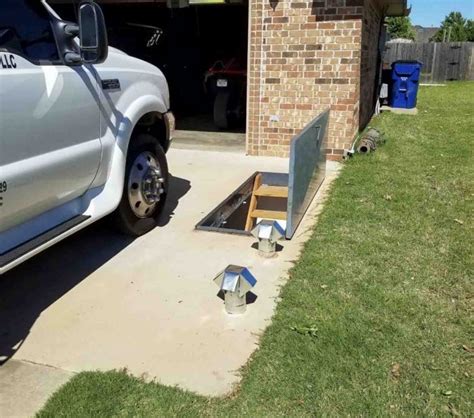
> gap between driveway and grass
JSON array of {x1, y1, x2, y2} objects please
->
[{"x1": 38, "y1": 82, "x2": 473, "y2": 417}]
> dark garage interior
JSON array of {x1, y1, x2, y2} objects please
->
[{"x1": 53, "y1": 1, "x2": 249, "y2": 134}]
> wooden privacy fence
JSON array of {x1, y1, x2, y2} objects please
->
[{"x1": 383, "y1": 42, "x2": 474, "y2": 83}]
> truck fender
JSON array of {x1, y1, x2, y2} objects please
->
[
  {"x1": 84, "y1": 94, "x2": 168, "y2": 217},
  {"x1": 117, "y1": 94, "x2": 168, "y2": 154}
]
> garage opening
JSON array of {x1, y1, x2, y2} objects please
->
[{"x1": 54, "y1": 0, "x2": 249, "y2": 146}]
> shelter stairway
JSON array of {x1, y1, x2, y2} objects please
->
[{"x1": 244, "y1": 173, "x2": 288, "y2": 231}]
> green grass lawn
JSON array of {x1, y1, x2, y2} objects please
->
[{"x1": 38, "y1": 83, "x2": 473, "y2": 417}]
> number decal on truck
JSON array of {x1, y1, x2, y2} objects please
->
[{"x1": 0, "y1": 181, "x2": 6, "y2": 207}]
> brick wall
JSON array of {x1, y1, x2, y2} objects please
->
[
  {"x1": 359, "y1": 0, "x2": 384, "y2": 130},
  {"x1": 247, "y1": 0, "x2": 384, "y2": 160}
]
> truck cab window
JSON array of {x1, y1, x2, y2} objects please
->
[{"x1": 0, "y1": 0, "x2": 59, "y2": 62}]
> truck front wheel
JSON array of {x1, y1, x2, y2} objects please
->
[{"x1": 113, "y1": 134, "x2": 169, "y2": 236}]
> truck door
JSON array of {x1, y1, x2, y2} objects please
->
[{"x1": 0, "y1": 0, "x2": 102, "y2": 234}]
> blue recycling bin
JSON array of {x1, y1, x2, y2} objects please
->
[{"x1": 390, "y1": 61, "x2": 423, "y2": 109}]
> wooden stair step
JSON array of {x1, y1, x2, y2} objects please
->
[
  {"x1": 250, "y1": 209, "x2": 287, "y2": 220},
  {"x1": 245, "y1": 173, "x2": 263, "y2": 231},
  {"x1": 254, "y1": 185, "x2": 288, "y2": 198}
]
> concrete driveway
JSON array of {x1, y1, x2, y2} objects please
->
[{"x1": 0, "y1": 147, "x2": 340, "y2": 416}]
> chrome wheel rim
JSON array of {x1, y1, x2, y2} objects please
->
[{"x1": 128, "y1": 151, "x2": 165, "y2": 218}]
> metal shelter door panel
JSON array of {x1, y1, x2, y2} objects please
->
[{"x1": 286, "y1": 109, "x2": 329, "y2": 239}]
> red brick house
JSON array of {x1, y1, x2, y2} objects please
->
[
  {"x1": 246, "y1": 0, "x2": 408, "y2": 159},
  {"x1": 53, "y1": 0, "x2": 408, "y2": 160}
]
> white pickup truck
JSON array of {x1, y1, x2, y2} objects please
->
[{"x1": 0, "y1": 0, "x2": 175, "y2": 274}]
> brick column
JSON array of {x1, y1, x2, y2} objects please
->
[
  {"x1": 247, "y1": 0, "x2": 364, "y2": 160},
  {"x1": 359, "y1": 0, "x2": 384, "y2": 130}
]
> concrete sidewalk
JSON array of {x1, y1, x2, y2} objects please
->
[
  {"x1": 0, "y1": 148, "x2": 341, "y2": 416},
  {"x1": 0, "y1": 361, "x2": 72, "y2": 418},
  {"x1": 172, "y1": 130, "x2": 246, "y2": 153}
]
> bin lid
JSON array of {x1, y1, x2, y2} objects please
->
[
  {"x1": 393, "y1": 60, "x2": 423, "y2": 66},
  {"x1": 392, "y1": 60, "x2": 423, "y2": 76}
]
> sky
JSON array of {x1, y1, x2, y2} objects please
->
[{"x1": 410, "y1": 0, "x2": 474, "y2": 27}]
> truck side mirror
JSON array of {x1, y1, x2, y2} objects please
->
[{"x1": 79, "y1": 1, "x2": 108, "y2": 64}]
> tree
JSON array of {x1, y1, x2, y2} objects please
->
[
  {"x1": 465, "y1": 19, "x2": 474, "y2": 42},
  {"x1": 386, "y1": 17, "x2": 416, "y2": 41},
  {"x1": 432, "y1": 12, "x2": 474, "y2": 42}
]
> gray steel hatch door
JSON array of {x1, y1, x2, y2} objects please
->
[{"x1": 286, "y1": 109, "x2": 329, "y2": 239}]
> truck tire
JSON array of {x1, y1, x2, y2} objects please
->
[
  {"x1": 214, "y1": 90, "x2": 230, "y2": 129},
  {"x1": 113, "y1": 134, "x2": 169, "y2": 236}
]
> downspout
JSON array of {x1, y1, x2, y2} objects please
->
[{"x1": 345, "y1": 3, "x2": 389, "y2": 157}]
